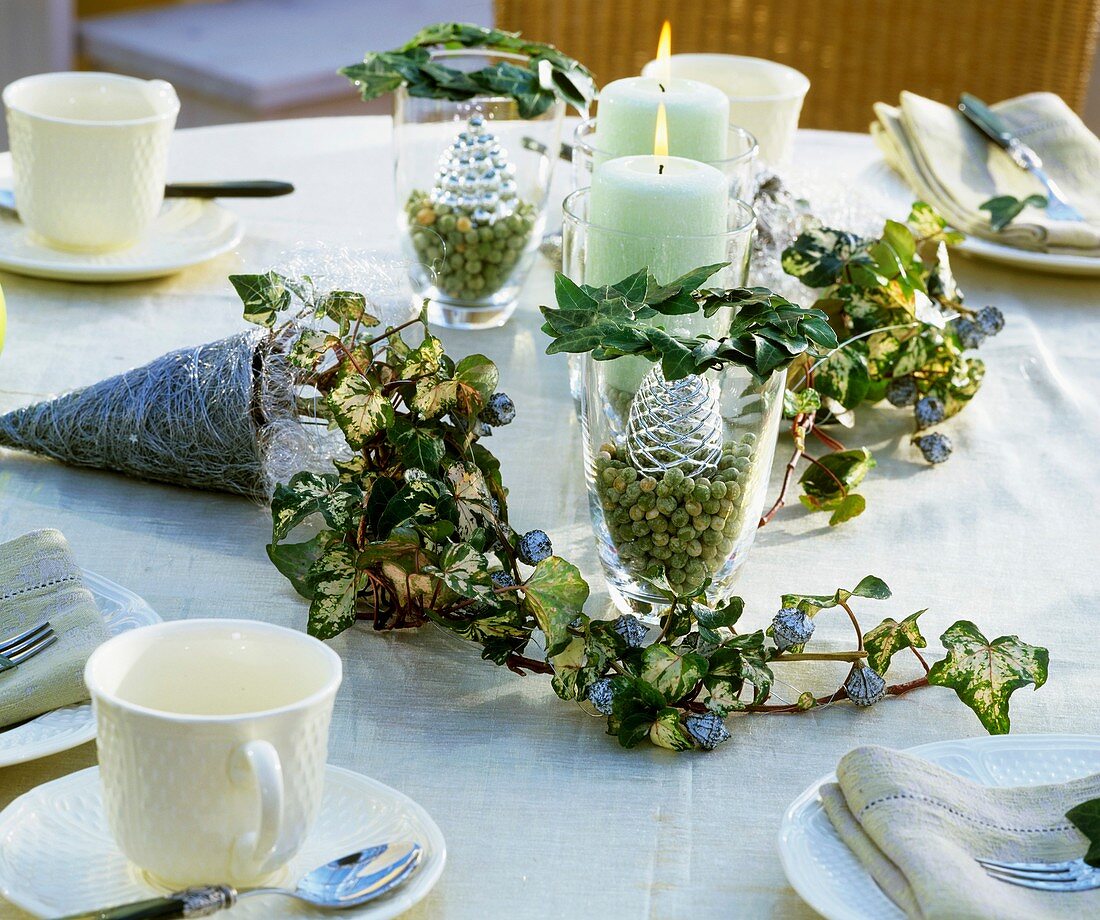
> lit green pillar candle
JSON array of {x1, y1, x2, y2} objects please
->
[
  {"x1": 587, "y1": 153, "x2": 727, "y2": 286},
  {"x1": 587, "y1": 154, "x2": 728, "y2": 392},
  {"x1": 594, "y1": 77, "x2": 730, "y2": 162}
]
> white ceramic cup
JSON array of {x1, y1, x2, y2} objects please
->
[
  {"x1": 84, "y1": 618, "x2": 342, "y2": 887},
  {"x1": 642, "y1": 54, "x2": 809, "y2": 166},
  {"x1": 2, "y1": 71, "x2": 179, "y2": 251}
]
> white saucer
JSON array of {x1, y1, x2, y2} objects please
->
[
  {"x1": 0, "y1": 199, "x2": 242, "y2": 282},
  {"x1": 0, "y1": 764, "x2": 446, "y2": 918},
  {"x1": 0, "y1": 570, "x2": 161, "y2": 767},
  {"x1": 778, "y1": 733, "x2": 1100, "y2": 920}
]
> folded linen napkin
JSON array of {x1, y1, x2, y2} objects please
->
[
  {"x1": 821, "y1": 745, "x2": 1100, "y2": 919},
  {"x1": 873, "y1": 91, "x2": 1100, "y2": 254},
  {"x1": 0, "y1": 529, "x2": 109, "y2": 729}
]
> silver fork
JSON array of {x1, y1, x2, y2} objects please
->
[
  {"x1": 0, "y1": 621, "x2": 57, "y2": 675},
  {"x1": 978, "y1": 856, "x2": 1100, "y2": 892}
]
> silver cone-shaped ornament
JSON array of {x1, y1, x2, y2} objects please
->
[
  {"x1": 625, "y1": 366, "x2": 724, "y2": 478},
  {"x1": 431, "y1": 115, "x2": 516, "y2": 224}
]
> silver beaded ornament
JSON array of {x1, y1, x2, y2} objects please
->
[
  {"x1": 845, "y1": 666, "x2": 887, "y2": 707},
  {"x1": 626, "y1": 366, "x2": 724, "y2": 478},
  {"x1": 430, "y1": 114, "x2": 518, "y2": 224}
]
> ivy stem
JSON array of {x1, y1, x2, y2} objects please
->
[
  {"x1": 361, "y1": 315, "x2": 425, "y2": 351},
  {"x1": 810, "y1": 425, "x2": 846, "y2": 452},
  {"x1": 803, "y1": 454, "x2": 849, "y2": 496},
  {"x1": 839, "y1": 599, "x2": 864, "y2": 650},
  {"x1": 772, "y1": 650, "x2": 867, "y2": 662},
  {"x1": 505, "y1": 653, "x2": 554, "y2": 676},
  {"x1": 759, "y1": 412, "x2": 813, "y2": 528}
]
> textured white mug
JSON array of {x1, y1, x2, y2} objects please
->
[
  {"x1": 2, "y1": 71, "x2": 179, "y2": 251},
  {"x1": 642, "y1": 54, "x2": 809, "y2": 166},
  {"x1": 84, "y1": 619, "x2": 341, "y2": 887}
]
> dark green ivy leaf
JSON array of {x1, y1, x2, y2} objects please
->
[
  {"x1": 979, "y1": 194, "x2": 1048, "y2": 232},
  {"x1": 1066, "y1": 799, "x2": 1100, "y2": 868}
]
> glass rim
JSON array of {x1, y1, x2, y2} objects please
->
[
  {"x1": 562, "y1": 187, "x2": 756, "y2": 240},
  {"x1": 572, "y1": 117, "x2": 759, "y2": 167}
]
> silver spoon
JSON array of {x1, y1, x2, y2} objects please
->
[{"x1": 58, "y1": 841, "x2": 422, "y2": 919}]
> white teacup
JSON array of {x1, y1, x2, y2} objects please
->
[
  {"x1": 2, "y1": 71, "x2": 179, "y2": 251},
  {"x1": 84, "y1": 619, "x2": 341, "y2": 887},
  {"x1": 642, "y1": 54, "x2": 809, "y2": 166}
]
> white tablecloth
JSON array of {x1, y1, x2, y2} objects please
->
[{"x1": 1, "y1": 118, "x2": 1098, "y2": 919}]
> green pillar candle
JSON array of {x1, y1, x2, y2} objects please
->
[
  {"x1": 587, "y1": 153, "x2": 727, "y2": 287},
  {"x1": 594, "y1": 77, "x2": 730, "y2": 162},
  {"x1": 587, "y1": 154, "x2": 729, "y2": 393}
]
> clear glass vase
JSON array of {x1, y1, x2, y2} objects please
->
[
  {"x1": 580, "y1": 357, "x2": 785, "y2": 618},
  {"x1": 393, "y1": 50, "x2": 565, "y2": 329}
]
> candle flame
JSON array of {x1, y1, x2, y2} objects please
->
[
  {"x1": 654, "y1": 101, "x2": 669, "y2": 157},
  {"x1": 656, "y1": 21, "x2": 672, "y2": 86}
]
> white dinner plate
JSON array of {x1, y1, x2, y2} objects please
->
[
  {"x1": 778, "y1": 733, "x2": 1100, "y2": 920},
  {"x1": 0, "y1": 764, "x2": 447, "y2": 919},
  {"x1": 0, "y1": 198, "x2": 242, "y2": 282},
  {"x1": 952, "y1": 236, "x2": 1100, "y2": 277},
  {"x1": 852, "y1": 158, "x2": 1100, "y2": 277},
  {"x1": 0, "y1": 569, "x2": 160, "y2": 767}
]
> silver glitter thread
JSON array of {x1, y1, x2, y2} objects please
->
[{"x1": 626, "y1": 367, "x2": 724, "y2": 478}]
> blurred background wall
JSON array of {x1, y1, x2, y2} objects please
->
[{"x1": 1, "y1": 0, "x2": 1098, "y2": 149}]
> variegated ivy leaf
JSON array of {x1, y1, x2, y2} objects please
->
[
  {"x1": 549, "y1": 634, "x2": 586, "y2": 701},
  {"x1": 400, "y1": 333, "x2": 445, "y2": 379},
  {"x1": 702, "y1": 677, "x2": 746, "y2": 716},
  {"x1": 907, "y1": 201, "x2": 964, "y2": 246},
  {"x1": 411, "y1": 374, "x2": 484, "y2": 419},
  {"x1": 388, "y1": 417, "x2": 445, "y2": 472},
  {"x1": 453, "y1": 354, "x2": 499, "y2": 403},
  {"x1": 864, "y1": 609, "x2": 927, "y2": 675},
  {"x1": 649, "y1": 707, "x2": 694, "y2": 751},
  {"x1": 424, "y1": 543, "x2": 492, "y2": 600},
  {"x1": 928, "y1": 621, "x2": 1049, "y2": 735},
  {"x1": 639, "y1": 644, "x2": 707, "y2": 705},
  {"x1": 316, "y1": 290, "x2": 379, "y2": 334},
  {"x1": 326, "y1": 368, "x2": 395, "y2": 449},
  {"x1": 521, "y1": 556, "x2": 589, "y2": 657},
  {"x1": 781, "y1": 227, "x2": 872, "y2": 288},
  {"x1": 289, "y1": 329, "x2": 340, "y2": 369},
  {"x1": 266, "y1": 531, "x2": 331, "y2": 599},
  {"x1": 781, "y1": 575, "x2": 891, "y2": 617},
  {"x1": 231, "y1": 271, "x2": 292, "y2": 327},
  {"x1": 446, "y1": 462, "x2": 492, "y2": 538},
  {"x1": 305, "y1": 543, "x2": 359, "y2": 639},
  {"x1": 271, "y1": 471, "x2": 362, "y2": 543}
]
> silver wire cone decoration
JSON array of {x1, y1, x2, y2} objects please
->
[
  {"x1": 625, "y1": 366, "x2": 724, "y2": 478},
  {"x1": 0, "y1": 331, "x2": 301, "y2": 499}
]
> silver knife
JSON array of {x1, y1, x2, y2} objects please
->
[
  {"x1": 0, "y1": 180, "x2": 293, "y2": 216},
  {"x1": 958, "y1": 93, "x2": 1084, "y2": 222}
]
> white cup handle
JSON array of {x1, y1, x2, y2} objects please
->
[{"x1": 229, "y1": 739, "x2": 285, "y2": 879}]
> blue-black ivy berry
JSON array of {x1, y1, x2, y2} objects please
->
[
  {"x1": 490, "y1": 570, "x2": 517, "y2": 589},
  {"x1": 772, "y1": 607, "x2": 815, "y2": 651},
  {"x1": 914, "y1": 432, "x2": 953, "y2": 464},
  {"x1": 975, "y1": 305, "x2": 1005, "y2": 336},
  {"x1": 612, "y1": 614, "x2": 647, "y2": 649},
  {"x1": 845, "y1": 666, "x2": 887, "y2": 707},
  {"x1": 516, "y1": 529, "x2": 552, "y2": 565},
  {"x1": 885, "y1": 375, "x2": 918, "y2": 408},
  {"x1": 480, "y1": 392, "x2": 516, "y2": 427},
  {"x1": 914, "y1": 395, "x2": 946, "y2": 429},
  {"x1": 953, "y1": 318, "x2": 986, "y2": 350},
  {"x1": 587, "y1": 677, "x2": 615, "y2": 715},
  {"x1": 685, "y1": 712, "x2": 731, "y2": 750}
]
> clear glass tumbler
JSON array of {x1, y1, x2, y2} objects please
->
[
  {"x1": 393, "y1": 50, "x2": 565, "y2": 329},
  {"x1": 561, "y1": 191, "x2": 783, "y2": 616},
  {"x1": 571, "y1": 118, "x2": 759, "y2": 200}
]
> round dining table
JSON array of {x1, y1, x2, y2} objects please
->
[{"x1": 0, "y1": 116, "x2": 1097, "y2": 919}]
